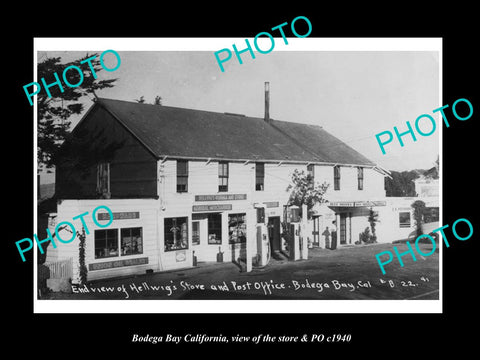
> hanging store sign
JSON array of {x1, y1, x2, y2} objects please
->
[
  {"x1": 192, "y1": 204, "x2": 232, "y2": 212},
  {"x1": 195, "y1": 194, "x2": 247, "y2": 201}
]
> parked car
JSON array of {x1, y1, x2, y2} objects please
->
[{"x1": 408, "y1": 221, "x2": 440, "y2": 242}]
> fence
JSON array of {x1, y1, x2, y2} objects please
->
[{"x1": 44, "y1": 258, "x2": 73, "y2": 279}]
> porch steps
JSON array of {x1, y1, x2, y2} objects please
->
[{"x1": 272, "y1": 250, "x2": 288, "y2": 261}]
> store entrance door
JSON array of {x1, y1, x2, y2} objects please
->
[
  {"x1": 268, "y1": 216, "x2": 282, "y2": 260},
  {"x1": 340, "y1": 213, "x2": 347, "y2": 245}
]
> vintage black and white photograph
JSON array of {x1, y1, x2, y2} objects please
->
[{"x1": 33, "y1": 38, "x2": 441, "y2": 313}]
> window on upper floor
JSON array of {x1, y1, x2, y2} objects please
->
[
  {"x1": 255, "y1": 162, "x2": 265, "y2": 191},
  {"x1": 176, "y1": 160, "x2": 188, "y2": 193},
  {"x1": 96, "y1": 162, "x2": 111, "y2": 198},
  {"x1": 334, "y1": 165, "x2": 340, "y2": 190},
  {"x1": 358, "y1": 167, "x2": 364, "y2": 190},
  {"x1": 307, "y1": 164, "x2": 314, "y2": 180},
  {"x1": 218, "y1": 161, "x2": 229, "y2": 192}
]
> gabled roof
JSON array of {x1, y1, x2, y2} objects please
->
[{"x1": 94, "y1": 98, "x2": 375, "y2": 166}]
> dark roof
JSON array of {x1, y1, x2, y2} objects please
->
[
  {"x1": 94, "y1": 98, "x2": 375, "y2": 166},
  {"x1": 270, "y1": 120, "x2": 375, "y2": 165}
]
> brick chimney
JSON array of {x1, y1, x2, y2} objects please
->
[{"x1": 264, "y1": 81, "x2": 270, "y2": 123}]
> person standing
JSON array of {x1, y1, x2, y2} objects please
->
[
  {"x1": 322, "y1": 226, "x2": 331, "y2": 249},
  {"x1": 331, "y1": 220, "x2": 338, "y2": 250}
]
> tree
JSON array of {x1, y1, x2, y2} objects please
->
[
  {"x1": 37, "y1": 54, "x2": 117, "y2": 171},
  {"x1": 135, "y1": 95, "x2": 145, "y2": 103},
  {"x1": 135, "y1": 95, "x2": 163, "y2": 105},
  {"x1": 286, "y1": 169, "x2": 329, "y2": 219},
  {"x1": 423, "y1": 155, "x2": 439, "y2": 179},
  {"x1": 384, "y1": 170, "x2": 419, "y2": 197},
  {"x1": 411, "y1": 200, "x2": 426, "y2": 237},
  {"x1": 367, "y1": 208, "x2": 379, "y2": 242},
  {"x1": 154, "y1": 95, "x2": 162, "y2": 105},
  {"x1": 78, "y1": 227, "x2": 88, "y2": 286}
]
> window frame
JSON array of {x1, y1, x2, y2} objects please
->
[
  {"x1": 307, "y1": 164, "x2": 315, "y2": 180},
  {"x1": 255, "y1": 162, "x2": 265, "y2": 191},
  {"x1": 357, "y1": 167, "x2": 364, "y2": 190},
  {"x1": 94, "y1": 228, "x2": 119, "y2": 259},
  {"x1": 164, "y1": 217, "x2": 189, "y2": 252},
  {"x1": 120, "y1": 227, "x2": 143, "y2": 256},
  {"x1": 334, "y1": 165, "x2": 341, "y2": 191},
  {"x1": 176, "y1": 160, "x2": 189, "y2": 193},
  {"x1": 218, "y1": 161, "x2": 229, "y2": 192},
  {"x1": 399, "y1": 211, "x2": 411, "y2": 228}
]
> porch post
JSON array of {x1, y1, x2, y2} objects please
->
[
  {"x1": 347, "y1": 212, "x2": 352, "y2": 244},
  {"x1": 301, "y1": 204, "x2": 308, "y2": 259},
  {"x1": 336, "y1": 213, "x2": 341, "y2": 245},
  {"x1": 246, "y1": 208, "x2": 255, "y2": 272}
]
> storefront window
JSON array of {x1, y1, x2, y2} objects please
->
[
  {"x1": 121, "y1": 227, "x2": 143, "y2": 256},
  {"x1": 229, "y1": 213, "x2": 246, "y2": 244},
  {"x1": 208, "y1": 213, "x2": 222, "y2": 244},
  {"x1": 94, "y1": 229, "x2": 119, "y2": 259},
  {"x1": 165, "y1": 217, "x2": 189, "y2": 251},
  {"x1": 399, "y1": 212, "x2": 411, "y2": 228}
]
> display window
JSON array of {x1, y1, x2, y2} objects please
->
[
  {"x1": 121, "y1": 227, "x2": 143, "y2": 255},
  {"x1": 94, "y1": 229, "x2": 119, "y2": 259},
  {"x1": 95, "y1": 227, "x2": 144, "y2": 259},
  {"x1": 165, "y1": 217, "x2": 189, "y2": 251}
]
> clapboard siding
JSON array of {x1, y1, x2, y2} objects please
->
[
  {"x1": 159, "y1": 160, "x2": 385, "y2": 212},
  {"x1": 55, "y1": 105, "x2": 158, "y2": 199},
  {"x1": 53, "y1": 199, "x2": 160, "y2": 282}
]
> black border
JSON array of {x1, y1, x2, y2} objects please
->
[{"x1": 8, "y1": 5, "x2": 478, "y2": 354}]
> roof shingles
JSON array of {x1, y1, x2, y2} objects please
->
[{"x1": 96, "y1": 98, "x2": 374, "y2": 166}]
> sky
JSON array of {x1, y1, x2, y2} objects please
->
[{"x1": 37, "y1": 39, "x2": 440, "y2": 183}]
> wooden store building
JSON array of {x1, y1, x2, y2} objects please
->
[{"x1": 46, "y1": 94, "x2": 390, "y2": 283}]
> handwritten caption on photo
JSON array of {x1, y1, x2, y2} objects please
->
[{"x1": 71, "y1": 276, "x2": 432, "y2": 299}]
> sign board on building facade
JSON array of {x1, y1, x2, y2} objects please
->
[
  {"x1": 89, "y1": 257, "x2": 148, "y2": 271},
  {"x1": 97, "y1": 211, "x2": 140, "y2": 221},
  {"x1": 195, "y1": 194, "x2": 247, "y2": 201},
  {"x1": 192, "y1": 204, "x2": 233, "y2": 212},
  {"x1": 328, "y1": 201, "x2": 387, "y2": 207}
]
